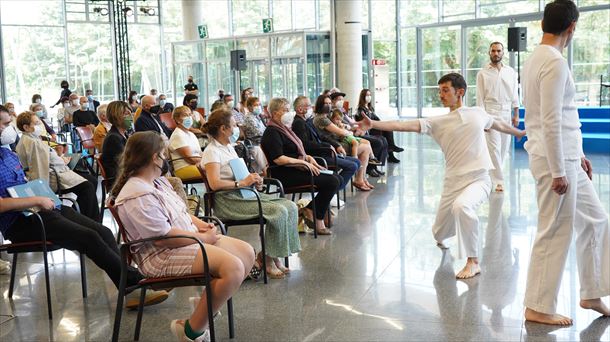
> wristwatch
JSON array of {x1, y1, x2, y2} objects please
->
[{"x1": 234, "y1": 181, "x2": 239, "y2": 188}]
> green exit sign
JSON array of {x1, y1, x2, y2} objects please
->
[
  {"x1": 262, "y1": 18, "x2": 273, "y2": 33},
  {"x1": 197, "y1": 24, "x2": 208, "y2": 39}
]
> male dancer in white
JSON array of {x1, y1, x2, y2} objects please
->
[
  {"x1": 476, "y1": 41, "x2": 519, "y2": 193},
  {"x1": 358, "y1": 73, "x2": 525, "y2": 279},
  {"x1": 521, "y1": 0, "x2": 609, "y2": 326}
]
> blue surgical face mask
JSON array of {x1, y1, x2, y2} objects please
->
[
  {"x1": 229, "y1": 126, "x2": 240, "y2": 143},
  {"x1": 159, "y1": 99, "x2": 166, "y2": 107},
  {"x1": 87, "y1": 95, "x2": 94, "y2": 102},
  {"x1": 35, "y1": 110, "x2": 44, "y2": 118},
  {"x1": 252, "y1": 106, "x2": 262, "y2": 115},
  {"x1": 182, "y1": 116, "x2": 193, "y2": 129}
]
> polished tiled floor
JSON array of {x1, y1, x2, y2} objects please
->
[{"x1": 1, "y1": 134, "x2": 609, "y2": 341}]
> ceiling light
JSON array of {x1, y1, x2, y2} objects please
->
[
  {"x1": 122, "y1": 7, "x2": 133, "y2": 16},
  {"x1": 139, "y1": 7, "x2": 156, "y2": 16},
  {"x1": 93, "y1": 7, "x2": 109, "y2": 16}
]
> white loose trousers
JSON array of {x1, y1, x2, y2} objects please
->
[
  {"x1": 524, "y1": 156, "x2": 610, "y2": 314},
  {"x1": 432, "y1": 170, "x2": 492, "y2": 259},
  {"x1": 484, "y1": 105, "x2": 511, "y2": 186}
]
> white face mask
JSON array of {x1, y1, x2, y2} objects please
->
[
  {"x1": 281, "y1": 111, "x2": 296, "y2": 128},
  {"x1": 32, "y1": 123, "x2": 45, "y2": 137},
  {"x1": 335, "y1": 100, "x2": 344, "y2": 109},
  {"x1": 0, "y1": 125, "x2": 18, "y2": 146},
  {"x1": 305, "y1": 107, "x2": 314, "y2": 119},
  {"x1": 72, "y1": 99, "x2": 79, "y2": 106},
  {"x1": 227, "y1": 100, "x2": 234, "y2": 108},
  {"x1": 35, "y1": 98, "x2": 41, "y2": 104},
  {"x1": 81, "y1": 103, "x2": 88, "y2": 111},
  {"x1": 365, "y1": 95, "x2": 372, "y2": 103},
  {"x1": 229, "y1": 126, "x2": 240, "y2": 143}
]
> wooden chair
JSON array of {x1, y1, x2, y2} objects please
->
[
  {"x1": 108, "y1": 200, "x2": 234, "y2": 342},
  {"x1": 196, "y1": 163, "x2": 286, "y2": 284},
  {"x1": 159, "y1": 112, "x2": 176, "y2": 130},
  {"x1": 1, "y1": 200, "x2": 88, "y2": 320}
]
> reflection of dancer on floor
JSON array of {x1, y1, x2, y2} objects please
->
[
  {"x1": 480, "y1": 193, "x2": 519, "y2": 329},
  {"x1": 521, "y1": 0, "x2": 610, "y2": 326},
  {"x1": 358, "y1": 73, "x2": 525, "y2": 279},
  {"x1": 433, "y1": 249, "x2": 484, "y2": 340}
]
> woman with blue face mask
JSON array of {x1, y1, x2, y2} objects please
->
[
  {"x1": 29, "y1": 103, "x2": 57, "y2": 142},
  {"x1": 201, "y1": 108, "x2": 301, "y2": 279},
  {"x1": 168, "y1": 106, "x2": 204, "y2": 182},
  {"x1": 242, "y1": 96, "x2": 267, "y2": 144}
]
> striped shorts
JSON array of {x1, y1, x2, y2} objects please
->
[{"x1": 135, "y1": 243, "x2": 200, "y2": 278}]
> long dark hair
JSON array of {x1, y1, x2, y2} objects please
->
[
  {"x1": 314, "y1": 95, "x2": 330, "y2": 114},
  {"x1": 110, "y1": 131, "x2": 165, "y2": 197},
  {"x1": 357, "y1": 89, "x2": 373, "y2": 111}
]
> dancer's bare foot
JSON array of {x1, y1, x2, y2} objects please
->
[
  {"x1": 525, "y1": 307, "x2": 573, "y2": 325},
  {"x1": 273, "y1": 257, "x2": 290, "y2": 274},
  {"x1": 456, "y1": 258, "x2": 480, "y2": 279},
  {"x1": 580, "y1": 298, "x2": 610, "y2": 316},
  {"x1": 494, "y1": 184, "x2": 504, "y2": 192}
]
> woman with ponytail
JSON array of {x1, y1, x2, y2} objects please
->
[{"x1": 112, "y1": 131, "x2": 255, "y2": 341}]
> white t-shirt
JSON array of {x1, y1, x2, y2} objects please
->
[
  {"x1": 169, "y1": 128, "x2": 201, "y2": 171},
  {"x1": 200, "y1": 138, "x2": 239, "y2": 180},
  {"x1": 419, "y1": 106, "x2": 494, "y2": 178},
  {"x1": 522, "y1": 44, "x2": 583, "y2": 178}
]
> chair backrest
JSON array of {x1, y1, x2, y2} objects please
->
[
  {"x1": 159, "y1": 112, "x2": 176, "y2": 130},
  {"x1": 107, "y1": 199, "x2": 132, "y2": 259},
  {"x1": 195, "y1": 108, "x2": 205, "y2": 118},
  {"x1": 75, "y1": 126, "x2": 96, "y2": 150},
  {"x1": 196, "y1": 163, "x2": 215, "y2": 215}
]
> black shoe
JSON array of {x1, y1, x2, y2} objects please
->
[
  {"x1": 388, "y1": 155, "x2": 400, "y2": 163},
  {"x1": 367, "y1": 169, "x2": 380, "y2": 177},
  {"x1": 375, "y1": 167, "x2": 385, "y2": 175},
  {"x1": 368, "y1": 158, "x2": 382, "y2": 166},
  {"x1": 391, "y1": 145, "x2": 404, "y2": 153}
]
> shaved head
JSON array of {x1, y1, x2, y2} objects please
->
[{"x1": 141, "y1": 95, "x2": 156, "y2": 111}]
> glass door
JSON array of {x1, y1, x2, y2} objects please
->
[
  {"x1": 240, "y1": 59, "x2": 270, "y2": 105},
  {"x1": 271, "y1": 57, "x2": 305, "y2": 101}
]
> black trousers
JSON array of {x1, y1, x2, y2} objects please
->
[
  {"x1": 361, "y1": 134, "x2": 388, "y2": 166},
  {"x1": 63, "y1": 174, "x2": 99, "y2": 222},
  {"x1": 5, "y1": 206, "x2": 142, "y2": 288},
  {"x1": 269, "y1": 167, "x2": 340, "y2": 220},
  {"x1": 370, "y1": 129, "x2": 397, "y2": 149}
]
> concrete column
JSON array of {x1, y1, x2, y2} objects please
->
[
  {"x1": 335, "y1": 0, "x2": 363, "y2": 106},
  {"x1": 181, "y1": 0, "x2": 205, "y2": 41}
]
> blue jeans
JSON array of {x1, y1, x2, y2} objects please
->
[{"x1": 335, "y1": 155, "x2": 360, "y2": 190}]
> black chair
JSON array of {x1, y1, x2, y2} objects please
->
[
  {"x1": 1, "y1": 199, "x2": 87, "y2": 320},
  {"x1": 196, "y1": 163, "x2": 287, "y2": 284},
  {"x1": 108, "y1": 200, "x2": 234, "y2": 342}
]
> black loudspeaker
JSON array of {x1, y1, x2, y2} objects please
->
[
  {"x1": 507, "y1": 27, "x2": 527, "y2": 52},
  {"x1": 230, "y1": 50, "x2": 247, "y2": 71}
]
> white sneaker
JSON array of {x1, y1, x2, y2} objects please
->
[
  {"x1": 170, "y1": 320, "x2": 210, "y2": 342},
  {"x1": 330, "y1": 195, "x2": 345, "y2": 208},
  {"x1": 0, "y1": 259, "x2": 11, "y2": 275}
]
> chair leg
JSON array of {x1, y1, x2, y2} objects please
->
[
  {"x1": 260, "y1": 223, "x2": 268, "y2": 285},
  {"x1": 227, "y1": 298, "x2": 235, "y2": 338},
  {"x1": 42, "y1": 249, "x2": 53, "y2": 320},
  {"x1": 134, "y1": 288, "x2": 147, "y2": 341},
  {"x1": 311, "y1": 190, "x2": 317, "y2": 239},
  {"x1": 336, "y1": 191, "x2": 340, "y2": 209},
  {"x1": 80, "y1": 253, "x2": 88, "y2": 298},
  {"x1": 284, "y1": 256, "x2": 289, "y2": 268},
  {"x1": 100, "y1": 188, "x2": 106, "y2": 223},
  {"x1": 206, "y1": 280, "x2": 216, "y2": 342},
  {"x1": 111, "y1": 274, "x2": 127, "y2": 342},
  {"x1": 8, "y1": 253, "x2": 18, "y2": 298},
  {"x1": 343, "y1": 187, "x2": 346, "y2": 203}
]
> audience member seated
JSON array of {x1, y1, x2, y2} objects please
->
[
  {"x1": 85, "y1": 89, "x2": 100, "y2": 113},
  {"x1": 201, "y1": 109, "x2": 301, "y2": 278},
  {"x1": 239, "y1": 87, "x2": 254, "y2": 115},
  {"x1": 223, "y1": 94, "x2": 244, "y2": 125},
  {"x1": 168, "y1": 106, "x2": 203, "y2": 181},
  {"x1": 134, "y1": 95, "x2": 172, "y2": 139},
  {"x1": 93, "y1": 104, "x2": 110, "y2": 152},
  {"x1": 182, "y1": 94, "x2": 204, "y2": 135},
  {"x1": 330, "y1": 91, "x2": 388, "y2": 177},
  {"x1": 0, "y1": 105, "x2": 19, "y2": 151},
  {"x1": 313, "y1": 96, "x2": 374, "y2": 191},
  {"x1": 242, "y1": 97, "x2": 266, "y2": 144},
  {"x1": 355, "y1": 88, "x2": 403, "y2": 163},
  {"x1": 291, "y1": 96, "x2": 360, "y2": 191},
  {"x1": 0, "y1": 106, "x2": 168, "y2": 309},
  {"x1": 73, "y1": 96, "x2": 99, "y2": 129},
  {"x1": 151, "y1": 93, "x2": 175, "y2": 114},
  {"x1": 128, "y1": 90, "x2": 139, "y2": 113},
  {"x1": 261, "y1": 98, "x2": 340, "y2": 235},
  {"x1": 101, "y1": 101, "x2": 132, "y2": 185},
  {"x1": 62, "y1": 93, "x2": 81, "y2": 127},
  {"x1": 30, "y1": 103, "x2": 57, "y2": 142},
  {"x1": 31, "y1": 94, "x2": 49, "y2": 117},
  {"x1": 112, "y1": 131, "x2": 254, "y2": 341},
  {"x1": 15, "y1": 111, "x2": 99, "y2": 221}
]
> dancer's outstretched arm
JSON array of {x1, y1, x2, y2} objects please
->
[
  {"x1": 356, "y1": 113, "x2": 421, "y2": 133},
  {"x1": 490, "y1": 118, "x2": 526, "y2": 139}
]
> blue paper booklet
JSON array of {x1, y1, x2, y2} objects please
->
[
  {"x1": 7, "y1": 179, "x2": 62, "y2": 209},
  {"x1": 228, "y1": 158, "x2": 256, "y2": 199}
]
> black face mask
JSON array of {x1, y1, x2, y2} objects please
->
[
  {"x1": 156, "y1": 155, "x2": 170, "y2": 176},
  {"x1": 321, "y1": 104, "x2": 332, "y2": 114},
  {"x1": 188, "y1": 79, "x2": 193, "y2": 84},
  {"x1": 189, "y1": 102, "x2": 198, "y2": 110}
]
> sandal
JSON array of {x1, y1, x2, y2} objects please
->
[
  {"x1": 299, "y1": 208, "x2": 316, "y2": 230},
  {"x1": 353, "y1": 182, "x2": 371, "y2": 191},
  {"x1": 257, "y1": 252, "x2": 285, "y2": 279},
  {"x1": 316, "y1": 227, "x2": 332, "y2": 235}
]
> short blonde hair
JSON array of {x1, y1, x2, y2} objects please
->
[
  {"x1": 29, "y1": 103, "x2": 43, "y2": 112},
  {"x1": 172, "y1": 105, "x2": 191, "y2": 122},
  {"x1": 268, "y1": 97, "x2": 289, "y2": 115}
]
